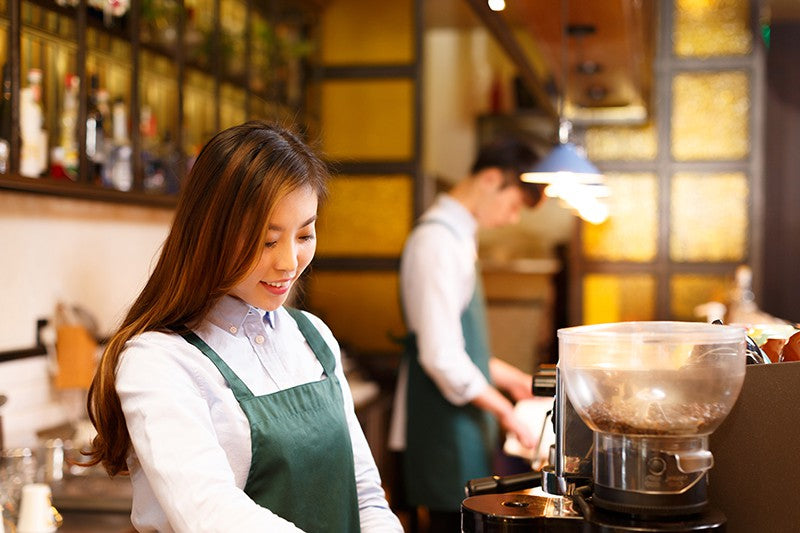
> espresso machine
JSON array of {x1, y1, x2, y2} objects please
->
[{"x1": 462, "y1": 321, "x2": 746, "y2": 532}]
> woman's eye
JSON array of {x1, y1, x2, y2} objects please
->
[
  {"x1": 264, "y1": 241, "x2": 277, "y2": 248},
  {"x1": 299, "y1": 234, "x2": 316, "y2": 242}
]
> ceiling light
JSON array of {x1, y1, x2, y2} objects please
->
[
  {"x1": 522, "y1": 121, "x2": 604, "y2": 185},
  {"x1": 488, "y1": 0, "x2": 506, "y2": 12},
  {"x1": 521, "y1": 0, "x2": 608, "y2": 224}
]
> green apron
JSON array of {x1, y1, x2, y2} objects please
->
[
  {"x1": 181, "y1": 307, "x2": 360, "y2": 532},
  {"x1": 402, "y1": 220, "x2": 498, "y2": 512}
]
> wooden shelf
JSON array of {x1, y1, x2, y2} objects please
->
[{"x1": 0, "y1": 0, "x2": 314, "y2": 207}]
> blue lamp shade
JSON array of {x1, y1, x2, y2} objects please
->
[{"x1": 521, "y1": 142, "x2": 603, "y2": 185}]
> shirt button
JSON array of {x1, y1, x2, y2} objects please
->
[
  {"x1": 229, "y1": 326, "x2": 238, "y2": 334},
  {"x1": 255, "y1": 335, "x2": 265, "y2": 345}
]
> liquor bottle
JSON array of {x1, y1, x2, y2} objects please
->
[
  {"x1": 19, "y1": 68, "x2": 48, "y2": 178},
  {"x1": 56, "y1": 74, "x2": 80, "y2": 180},
  {"x1": 0, "y1": 63, "x2": 11, "y2": 174},
  {"x1": 104, "y1": 97, "x2": 132, "y2": 191},
  {"x1": 86, "y1": 75, "x2": 106, "y2": 184},
  {"x1": 140, "y1": 105, "x2": 166, "y2": 193},
  {"x1": 727, "y1": 264, "x2": 790, "y2": 326},
  {"x1": 161, "y1": 130, "x2": 182, "y2": 194}
]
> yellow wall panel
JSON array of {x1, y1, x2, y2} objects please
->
[
  {"x1": 320, "y1": 0, "x2": 413, "y2": 65},
  {"x1": 317, "y1": 175, "x2": 413, "y2": 257},
  {"x1": 583, "y1": 274, "x2": 656, "y2": 325},
  {"x1": 670, "y1": 172, "x2": 749, "y2": 262},
  {"x1": 307, "y1": 271, "x2": 404, "y2": 354},
  {"x1": 670, "y1": 274, "x2": 730, "y2": 321},
  {"x1": 582, "y1": 173, "x2": 658, "y2": 262},
  {"x1": 320, "y1": 79, "x2": 413, "y2": 159},
  {"x1": 671, "y1": 71, "x2": 750, "y2": 161},
  {"x1": 585, "y1": 124, "x2": 658, "y2": 161},
  {"x1": 674, "y1": 0, "x2": 752, "y2": 57}
]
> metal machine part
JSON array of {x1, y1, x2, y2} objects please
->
[{"x1": 462, "y1": 322, "x2": 745, "y2": 532}]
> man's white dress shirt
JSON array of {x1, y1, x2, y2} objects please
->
[{"x1": 388, "y1": 194, "x2": 491, "y2": 451}]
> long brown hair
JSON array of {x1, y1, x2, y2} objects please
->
[{"x1": 84, "y1": 121, "x2": 329, "y2": 476}]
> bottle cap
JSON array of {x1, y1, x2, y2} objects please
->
[{"x1": 28, "y1": 68, "x2": 43, "y2": 83}]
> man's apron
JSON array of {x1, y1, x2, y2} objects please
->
[{"x1": 402, "y1": 220, "x2": 497, "y2": 511}]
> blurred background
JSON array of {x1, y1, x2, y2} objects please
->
[{"x1": 1, "y1": 0, "x2": 799, "y2": 527}]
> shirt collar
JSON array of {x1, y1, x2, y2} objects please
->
[{"x1": 207, "y1": 295, "x2": 276, "y2": 335}]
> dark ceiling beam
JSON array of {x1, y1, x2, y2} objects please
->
[{"x1": 463, "y1": 0, "x2": 559, "y2": 121}]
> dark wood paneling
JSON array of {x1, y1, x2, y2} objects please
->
[{"x1": 761, "y1": 21, "x2": 800, "y2": 322}]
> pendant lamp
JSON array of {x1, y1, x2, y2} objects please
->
[
  {"x1": 519, "y1": 0, "x2": 608, "y2": 223},
  {"x1": 521, "y1": 121, "x2": 603, "y2": 185}
]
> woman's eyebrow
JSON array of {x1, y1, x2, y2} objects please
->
[{"x1": 268, "y1": 215, "x2": 317, "y2": 231}]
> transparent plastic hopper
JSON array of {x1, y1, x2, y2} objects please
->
[{"x1": 557, "y1": 322, "x2": 746, "y2": 516}]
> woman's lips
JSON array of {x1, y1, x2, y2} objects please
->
[{"x1": 261, "y1": 279, "x2": 291, "y2": 295}]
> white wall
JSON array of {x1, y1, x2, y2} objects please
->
[{"x1": 0, "y1": 190, "x2": 171, "y2": 447}]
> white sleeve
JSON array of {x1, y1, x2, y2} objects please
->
[
  {"x1": 400, "y1": 225, "x2": 490, "y2": 406},
  {"x1": 117, "y1": 338, "x2": 303, "y2": 533},
  {"x1": 304, "y1": 313, "x2": 404, "y2": 532}
]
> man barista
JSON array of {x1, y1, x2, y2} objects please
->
[{"x1": 388, "y1": 138, "x2": 545, "y2": 531}]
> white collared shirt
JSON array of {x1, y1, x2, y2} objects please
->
[
  {"x1": 116, "y1": 295, "x2": 402, "y2": 532},
  {"x1": 388, "y1": 194, "x2": 491, "y2": 451}
]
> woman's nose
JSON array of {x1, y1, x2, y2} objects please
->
[{"x1": 275, "y1": 240, "x2": 299, "y2": 273}]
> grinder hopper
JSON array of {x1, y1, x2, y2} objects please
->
[{"x1": 558, "y1": 321, "x2": 746, "y2": 516}]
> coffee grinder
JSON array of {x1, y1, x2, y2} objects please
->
[{"x1": 462, "y1": 321, "x2": 746, "y2": 532}]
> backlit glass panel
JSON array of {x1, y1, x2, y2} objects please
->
[
  {"x1": 671, "y1": 71, "x2": 750, "y2": 161},
  {"x1": 585, "y1": 124, "x2": 657, "y2": 161},
  {"x1": 583, "y1": 173, "x2": 658, "y2": 262},
  {"x1": 583, "y1": 274, "x2": 656, "y2": 324},
  {"x1": 674, "y1": 0, "x2": 752, "y2": 57},
  {"x1": 307, "y1": 271, "x2": 404, "y2": 353},
  {"x1": 316, "y1": 175, "x2": 413, "y2": 257},
  {"x1": 670, "y1": 274, "x2": 730, "y2": 321},
  {"x1": 670, "y1": 172, "x2": 748, "y2": 262}
]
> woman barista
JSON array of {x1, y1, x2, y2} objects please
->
[
  {"x1": 83, "y1": 122, "x2": 403, "y2": 532},
  {"x1": 389, "y1": 138, "x2": 545, "y2": 530}
]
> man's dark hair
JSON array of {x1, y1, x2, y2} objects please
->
[{"x1": 471, "y1": 137, "x2": 545, "y2": 207}]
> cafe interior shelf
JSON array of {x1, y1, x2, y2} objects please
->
[{"x1": 0, "y1": 0, "x2": 318, "y2": 206}]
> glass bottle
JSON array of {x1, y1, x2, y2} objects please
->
[
  {"x1": 86, "y1": 74, "x2": 107, "y2": 185},
  {"x1": 140, "y1": 104, "x2": 163, "y2": 193},
  {"x1": 56, "y1": 74, "x2": 80, "y2": 180},
  {"x1": 19, "y1": 68, "x2": 48, "y2": 178},
  {"x1": 104, "y1": 98, "x2": 132, "y2": 191},
  {"x1": 0, "y1": 63, "x2": 11, "y2": 174}
]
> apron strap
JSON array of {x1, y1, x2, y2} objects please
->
[
  {"x1": 416, "y1": 217, "x2": 460, "y2": 240},
  {"x1": 180, "y1": 331, "x2": 255, "y2": 401},
  {"x1": 284, "y1": 307, "x2": 337, "y2": 377}
]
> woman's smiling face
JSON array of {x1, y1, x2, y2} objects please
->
[{"x1": 229, "y1": 185, "x2": 318, "y2": 311}]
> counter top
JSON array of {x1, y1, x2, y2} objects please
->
[
  {"x1": 58, "y1": 511, "x2": 134, "y2": 533},
  {"x1": 51, "y1": 473, "x2": 132, "y2": 513},
  {"x1": 480, "y1": 257, "x2": 561, "y2": 274}
]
